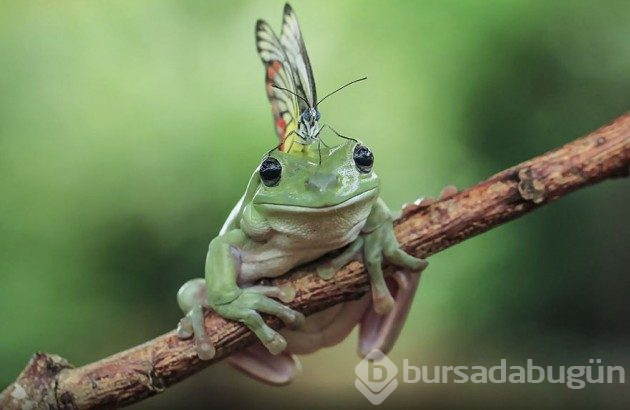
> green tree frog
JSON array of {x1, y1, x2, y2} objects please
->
[{"x1": 176, "y1": 140, "x2": 427, "y2": 385}]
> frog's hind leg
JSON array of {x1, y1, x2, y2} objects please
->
[
  {"x1": 228, "y1": 298, "x2": 371, "y2": 385},
  {"x1": 282, "y1": 296, "x2": 371, "y2": 354},
  {"x1": 228, "y1": 344, "x2": 302, "y2": 386},
  {"x1": 176, "y1": 278, "x2": 216, "y2": 360},
  {"x1": 358, "y1": 270, "x2": 421, "y2": 356},
  {"x1": 225, "y1": 285, "x2": 307, "y2": 386}
]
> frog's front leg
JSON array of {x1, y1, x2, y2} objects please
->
[
  {"x1": 316, "y1": 237, "x2": 364, "y2": 280},
  {"x1": 177, "y1": 229, "x2": 304, "y2": 360},
  {"x1": 362, "y1": 198, "x2": 428, "y2": 313}
]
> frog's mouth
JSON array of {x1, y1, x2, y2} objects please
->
[{"x1": 257, "y1": 187, "x2": 378, "y2": 213}]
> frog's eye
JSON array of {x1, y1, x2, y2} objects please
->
[
  {"x1": 259, "y1": 157, "x2": 282, "y2": 187},
  {"x1": 353, "y1": 144, "x2": 374, "y2": 173}
]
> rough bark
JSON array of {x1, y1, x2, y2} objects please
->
[{"x1": 1, "y1": 113, "x2": 629, "y2": 409}]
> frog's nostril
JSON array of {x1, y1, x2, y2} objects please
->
[{"x1": 307, "y1": 173, "x2": 337, "y2": 192}]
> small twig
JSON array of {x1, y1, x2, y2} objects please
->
[{"x1": 1, "y1": 113, "x2": 628, "y2": 409}]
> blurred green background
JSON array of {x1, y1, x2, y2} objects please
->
[{"x1": 1, "y1": 1, "x2": 628, "y2": 408}]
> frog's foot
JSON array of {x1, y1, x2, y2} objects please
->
[
  {"x1": 242, "y1": 285, "x2": 304, "y2": 330},
  {"x1": 176, "y1": 316, "x2": 193, "y2": 339},
  {"x1": 214, "y1": 290, "x2": 305, "y2": 354},
  {"x1": 359, "y1": 270, "x2": 422, "y2": 356},
  {"x1": 439, "y1": 184, "x2": 458, "y2": 200},
  {"x1": 189, "y1": 305, "x2": 216, "y2": 360},
  {"x1": 401, "y1": 185, "x2": 459, "y2": 217},
  {"x1": 176, "y1": 278, "x2": 216, "y2": 360},
  {"x1": 364, "y1": 227, "x2": 427, "y2": 315},
  {"x1": 317, "y1": 237, "x2": 364, "y2": 280},
  {"x1": 176, "y1": 305, "x2": 216, "y2": 360},
  {"x1": 228, "y1": 343, "x2": 302, "y2": 386}
]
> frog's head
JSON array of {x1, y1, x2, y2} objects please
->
[{"x1": 253, "y1": 140, "x2": 379, "y2": 210}]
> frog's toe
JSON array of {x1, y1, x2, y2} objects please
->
[
  {"x1": 177, "y1": 316, "x2": 193, "y2": 339},
  {"x1": 316, "y1": 264, "x2": 336, "y2": 280},
  {"x1": 196, "y1": 337, "x2": 216, "y2": 360},
  {"x1": 268, "y1": 304, "x2": 304, "y2": 331},
  {"x1": 264, "y1": 333, "x2": 288, "y2": 355},
  {"x1": 405, "y1": 257, "x2": 428, "y2": 272},
  {"x1": 245, "y1": 283, "x2": 296, "y2": 303},
  {"x1": 385, "y1": 247, "x2": 428, "y2": 272},
  {"x1": 287, "y1": 311, "x2": 305, "y2": 330},
  {"x1": 277, "y1": 283, "x2": 297, "y2": 303},
  {"x1": 244, "y1": 291, "x2": 305, "y2": 330},
  {"x1": 401, "y1": 197, "x2": 436, "y2": 216},
  {"x1": 439, "y1": 185, "x2": 458, "y2": 200}
]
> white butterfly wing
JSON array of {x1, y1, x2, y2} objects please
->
[
  {"x1": 280, "y1": 3, "x2": 317, "y2": 110},
  {"x1": 256, "y1": 19, "x2": 300, "y2": 146}
]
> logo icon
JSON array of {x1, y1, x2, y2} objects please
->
[{"x1": 355, "y1": 349, "x2": 398, "y2": 405}]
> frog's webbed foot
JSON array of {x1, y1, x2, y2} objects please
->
[
  {"x1": 177, "y1": 279, "x2": 304, "y2": 359},
  {"x1": 213, "y1": 288, "x2": 305, "y2": 355},
  {"x1": 363, "y1": 222, "x2": 427, "y2": 314},
  {"x1": 180, "y1": 305, "x2": 216, "y2": 360}
]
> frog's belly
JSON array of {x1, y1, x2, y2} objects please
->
[{"x1": 237, "y1": 202, "x2": 372, "y2": 283}]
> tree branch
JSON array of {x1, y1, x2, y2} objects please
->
[{"x1": 2, "y1": 113, "x2": 629, "y2": 409}]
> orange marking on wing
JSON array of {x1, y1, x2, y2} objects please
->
[
  {"x1": 276, "y1": 117, "x2": 286, "y2": 132},
  {"x1": 267, "y1": 61, "x2": 282, "y2": 78}
]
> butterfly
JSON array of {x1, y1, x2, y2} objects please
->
[{"x1": 256, "y1": 3, "x2": 366, "y2": 153}]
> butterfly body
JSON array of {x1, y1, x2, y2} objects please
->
[{"x1": 298, "y1": 106, "x2": 321, "y2": 142}]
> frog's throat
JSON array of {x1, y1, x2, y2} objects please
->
[{"x1": 257, "y1": 187, "x2": 378, "y2": 213}]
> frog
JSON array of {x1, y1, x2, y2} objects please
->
[{"x1": 176, "y1": 139, "x2": 428, "y2": 385}]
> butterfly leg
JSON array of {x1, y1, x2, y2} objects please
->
[
  {"x1": 317, "y1": 139, "x2": 322, "y2": 164},
  {"x1": 283, "y1": 130, "x2": 307, "y2": 153},
  {"x1": 322, "y1": 123, "x2": 357, "y2": 143},
  {"x1": 314, "y1": 124, "x2": 331, "y2": 147}
]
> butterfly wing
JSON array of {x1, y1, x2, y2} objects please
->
[
  {"x1": 280, "y1": 3, "x2": 317, "y2": 111},
  {"x1": 256, "y1": 19, "x2": 300, "y2": 147}
]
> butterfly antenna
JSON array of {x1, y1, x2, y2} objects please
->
[
  {"x1": 315, "y1": 77, "x2": 367, "y2": 108},
  {"x1": 272, "y1": 84, "x2": 311, "y2": 107}
]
